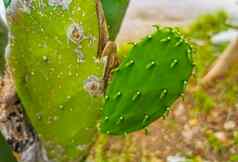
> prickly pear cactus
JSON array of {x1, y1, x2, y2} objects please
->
[
  {"x1": 101, "y1": 0, "x2": 129, "y2": 40},
  {"x1": 0, "y1": 132, "x2": 17, "y2": 162},
  {"x1": 8, "y1": 0, "x2": 103, "y2": 161},
  {"x1": 100, "y1": 27, "x2": 193, "y2": 135}
]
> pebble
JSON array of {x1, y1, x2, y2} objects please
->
[
  {"x1": 166, "y1": 155, "x2": 186, "y2": 162},
  {"x1": 224, "y1": 121, "x2": 236, "y2": 130},
  {"x1": 214, "y1": 131, "x2": 227, "y2": 143}
]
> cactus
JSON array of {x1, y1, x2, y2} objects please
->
[
  {"x1": 0, "y1": 0, "x2": 195, "y2": 161},
  {"x1": 100, "y1": 27, "x2": 193, "y2": 135},
  {"x1": 8, "y1": 0, "x2": 103, "y2": 161},
  {"x1": 3, "y1": 0, "x2": 11, "y2": 8},
  {"x1": 0, "y1": 132, "x2": 17, "y2": 162},
  {"x1": 101, "y1": 0, "x2": 129, "y2": 40}
]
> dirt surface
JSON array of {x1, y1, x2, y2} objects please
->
[{"x1": 89, "y1": 85, "x2": 238, "y2": 162}]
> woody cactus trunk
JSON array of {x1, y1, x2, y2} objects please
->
[{"x1": 0, "y1": 0, "x2": 193, "y2": 162}]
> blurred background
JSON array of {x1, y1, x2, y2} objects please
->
[
  {"x1": 118, "y1": 0, "x2": 238, "y2": 42},
  {"x1": 88, "y1": 1, "x2": 238, "y2": 162}
]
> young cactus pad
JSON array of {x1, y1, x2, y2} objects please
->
[
  {"x1": 8, "y1": 0, "x2": 103, "y2": 161},
  {"x1": 101, "y1": 0, "x2": 129, "y2": 40},
  {"x1": 100, "y1": 27, "x2": 193, "y2": 135}
]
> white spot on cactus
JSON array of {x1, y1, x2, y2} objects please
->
[
  {"x1": 68, "y1": 71, "x2": 72, "y2": 76},
  {"x1": 48, "y1": 0, "x2": 72, "y2": 10},
  {"x1": 67, "y1": 23, "x2": 84, "y2": 44},
  {"x1": 58, "y1": 105, "x2": 64, "y2": 110},
  {"x1": 76, "y1": 144, "x2": 89, "y2": 151},
  {"x1": 36, "y1": 112, "x2": 43, "y2": 120},
  {"x1": 84, "y1": 75, "x2": 103, "y2": 97},
  {"x1": 9, "y1": 0, "x2": 33, "y2": 14},
  {"x1": 87, "y1": 34, "x2": 96, "y2": 46},
  {"x1": 75, "y1": 47, "x2": 85, "y2": 63},
  {"x1": 104, "y1": 116, "x2": 109, "y2": 121},
  {"x1": 53, "y1": 116, "x2": 58, "y2": 121},
  {"x1": 42, "y1": 56, "x2": 48, "y2": 62}
]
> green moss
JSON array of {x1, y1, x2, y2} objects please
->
[
  {"x1": 182, "y1": 11, "x2": 229, "y2": 78},
  {"x1": 207, "y1": 132, "x2": 225, "y2": 152},
  {"x1": 229, "y1": 155, "x2": 238, "y2": 162},
  {"x1": 193, "y1": 89, "x2": 215, "y2": 113},
  {"x1": 184, "y1": 10, "x2": 228, "y2": 40}
]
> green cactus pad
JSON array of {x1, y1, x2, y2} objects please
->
[
  {"x1": 3, "y1": 0, "x2": 11, "y2": 8},
  {"x1": 0, "y1": 132, "x2": 17, "y2": 162},
  {"x1": 100, "y1": 27, "x2": 193, "y2": 135},
  {"x1": 9, "y1": 0, "x2": 103, "y2": 161},
  {"x1": 101, "y1": 0, "x2": 129, "y2": 40}
]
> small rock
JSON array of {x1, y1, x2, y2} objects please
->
[
  {"x1": 214, "y1": 131, "x2": 227, "y2": 143},
  {"x1": 182, "y1": 125, "x2": 200, "y2": 142},
  {"x1": 167, "y1": 155, "x2": 186, "y2": 162},
  {"x1": 224, "y1": 121, "x2": 236, "y2": 130},
  {"x1": 173, "y1": 103, "x2": 186, "y2": 118},
  {"x1": 189, "y1": 119, "x2": 198, "y2": 126}
]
